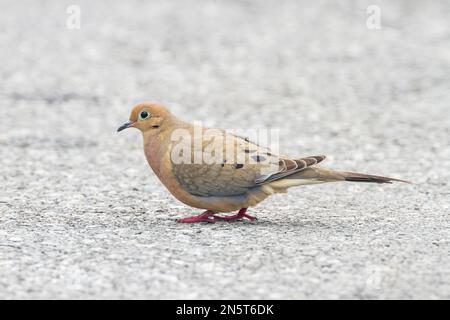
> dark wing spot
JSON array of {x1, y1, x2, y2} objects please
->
[
  {"x1": 235, "y1": 164, "x2": 244, "y2": 169},
  {"x1": 251, "y1": 155, "x2": 266, "y2": 162}
]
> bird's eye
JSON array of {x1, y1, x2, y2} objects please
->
[{"x1": 138, "y1": 110, "x2": 150, "y2": 120}]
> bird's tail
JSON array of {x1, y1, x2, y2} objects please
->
[
  {"x1": 338, "y1": 171, "x2": 410, "y2": 184},
  {"x1": 280, "y1": 166, "x2": 410, "y2": 185}
]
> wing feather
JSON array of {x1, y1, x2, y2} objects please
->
[{"x1": 170, "y1": 127, "x2": 326, "y2": 196}]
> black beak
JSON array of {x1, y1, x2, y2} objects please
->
[{"x1": 117, "y1": 121, "x2": 134, "y2": 132}]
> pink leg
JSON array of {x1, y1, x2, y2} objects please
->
[
  {"x1": 176, "y1": 208, "x2": 257, "y2": 223},
  {"x1": 213, "y1": 208, "x2": 257, "y2": 222},
  {"x1": 176, "y1": 210, "x2": 217, "y2": 223}
]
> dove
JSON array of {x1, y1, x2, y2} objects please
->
[{"x1": 118, "y1": 102, "x2": 409, "y2": 223}]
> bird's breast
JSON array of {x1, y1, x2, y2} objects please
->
[{"x1": 143, "y1": 137, "x2": 203, "y2": 207}]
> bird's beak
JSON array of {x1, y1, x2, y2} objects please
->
[{"x1": 117, "y1": 121, "x2": 135, "y2": 132}]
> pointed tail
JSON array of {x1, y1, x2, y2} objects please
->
[
  {"x1": 288, "y1": 167, "x2": 411, "y2": 184},
  {"x1": 339, "y1": 171, "x2": 411, "y2": 184}
]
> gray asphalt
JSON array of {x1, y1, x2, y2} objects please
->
[{"x1": 1, "y1": 0, "x2": 449, "y2": 299}]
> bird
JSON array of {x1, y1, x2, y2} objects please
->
[{"x1": 117, "y1": 102, "x2": 409, "y2": 223}]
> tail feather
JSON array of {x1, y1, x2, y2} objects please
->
[
  {"x1": 340, "y1": 171, "x2": 411, "y2": 184},
  {"x1": 285, "y1": 167, "x2": 410, "y2": 184}
]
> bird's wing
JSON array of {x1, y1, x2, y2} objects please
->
[
  {"x1": 170, "y1": 128, "x2": 324, "y2": 197},
  {"x1": 254, "y1": 155, "x2": 326, "y2": 184}
]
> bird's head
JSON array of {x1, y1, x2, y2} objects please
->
[{"x1": 117, "y1": 102, "x2": 173, "y2": 134}]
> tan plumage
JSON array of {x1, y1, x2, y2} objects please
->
[{"x1": 118, "y1": 102, "x2": 409, "y2": 222}]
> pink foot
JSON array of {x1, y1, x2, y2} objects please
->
[
  {"x1": 176, "y1": 208, "x2": 257, "y2": 223},
  {"x1": 176, "y1": 210, "x2": 216, "y2": 223},
  {"x1": 214, "y1": 208, "x2": 257, "y2": 222}
]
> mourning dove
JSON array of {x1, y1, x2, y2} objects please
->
[{"x1": 118, "y1": 102, "x2": 409, "y2": 223}]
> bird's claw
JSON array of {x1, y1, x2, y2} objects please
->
[
  {"x1": 213, "y1": 213, "x2": 257, "y2": 222},
  {"x1": 176, "y1": 211, "x2": 216, "y2": 223},
  {"x1": 176, "y1": 208, "x2": 257, "y2": 223}
]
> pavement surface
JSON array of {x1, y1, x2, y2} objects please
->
[{"x1": 1, "y1": 0, "x2": 449, "y2": 299}]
